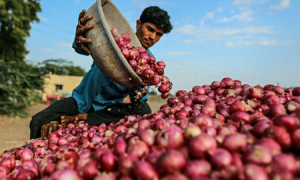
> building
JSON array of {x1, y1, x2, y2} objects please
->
[{"x1": 42, "y1": 74, "x2": 83, "y2": 102}]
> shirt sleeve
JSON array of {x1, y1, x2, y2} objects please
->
[{"x1": 72, "y1": 39, "x2": 90, "y2": 56}]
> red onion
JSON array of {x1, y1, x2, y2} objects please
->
[
  {"x1": 292, "y1": 87, "x2": 300, "y2": 96},
  {"x1": 269, "y1": 103, "x2": 286, "y2": 117},
  {"x1": 156, "y1": 125, "x2": 184, "y2": 150},
  {"x1": 16, "y1": 169, "x2": 37, "y2": 180},
  {"x1": 244, "y1": 145, "x2": 272, "y2": 165},
  {"x1": 184, "y1": 160, "x2": 211, "y2": 178},
  {"x1": 220, "y1": 77, "x2": 235, "y2": 89},
  {"x1": 273, "y1": 114, "x2": 298, "y2": 131},
  {"x1": 127, "y1": 141, "x2": 149, "y2": 159},
  {"x1": 113, "y1": 138, "x2": 127, "y2": 156},
  {"x1": 273, "y1": 154, "x2": 297, "y2": 173},
  {"x1": 211, "y1": 81, "x2": 220, "y2": 89},
  {"x1": 243, "y1": 163, "x2": 268, "y2": 180},
  {"x1": 246, "y1": 88, "x2": 262, "y2": 99},
  {"x1": 0, "y1": 156, "x2": 16, "y2": 170},
  {"x1": 139, "y1": 129, "x2": 155, "y2": 146},
  {"x1": 99, "y1": 151, "x2": 116, "y2": 172},
  {"x1": 222, "y1": 133, "x2": 247, "y2": 152},
  {"x1": 255, "y1": 138, "x2": 282, "y2": 156},
  {"x1": 191, "y1": 114, "x2": 213, "y2": 128},
  {"x1": 188, "y1": 134, "x2": 217, "y2": 159},
  {"x1": 210, "y1": 148, "x2": 232, "y2": 168},
  {"x1": 160, "y1": 173, "x2": 189, "y2": 180},
  {"x1": 263, "y1": 95, "x2": 280, "y2": 105},
  {"x1": 184, "y1": 124, "x2": 202, "y2": 140},
  {"x1": 20, "y1": 149, "x2": 33, "y2": 161},
  {"x1": 118, "y1": 154, "x2": 138, "y2": 176},
  {"x1": 229, "y1": 100, "x2": 246, "y2": 112},
  {"x1": 0, "y1": 166, "x2": 10, "y2": 177},
  {"x1": 156, "y1": 150, "x2": 186, "y2": 175},
  {"x1": 133, "y1": 161, "x2": 158, "y2": 180}
]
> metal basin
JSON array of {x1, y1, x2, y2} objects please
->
[{"x1": 85, "y1": 0, "x2": 144, "y2": 87}]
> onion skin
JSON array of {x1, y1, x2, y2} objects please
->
[
  {"x1": 133, "y1": 161, "x2": 158, "y2": 180},
  {"x1": 188, "y1": 134, "x2": 217, "y2": 159},
  {"x1": 222, "y1": 133, "x2": 247, "y2": 152},
  {"x1": 184, "y1": 160, "x2": 211, "y2": 178},
  {"x1": 156, "y1": 150, "x2": 186, "y2": 175},
  {"x1": 243, "y1": 163, "x2": 268, "y2": 180}
]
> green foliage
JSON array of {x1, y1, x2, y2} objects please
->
[
  {"x1": 37, "y1": 59, "x2": 86, "y2": 76},
  {"x1": 0, "y1": 0, "x2": 43, "y2": 116}
]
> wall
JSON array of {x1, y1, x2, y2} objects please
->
[{"x1": 42, "y1": 74, "x2": 83, "y2": 101}]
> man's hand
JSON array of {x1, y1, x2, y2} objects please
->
[
  {"x1": 75, "y1": 9, "x2": 94, "y2": 54},
  {"x1": 41, "y1": 121, "x2": 59, "y2": 139}
]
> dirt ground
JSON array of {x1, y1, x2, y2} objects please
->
[{"x1": 0, "y1": 95, "x2": 167, "y2": 152}]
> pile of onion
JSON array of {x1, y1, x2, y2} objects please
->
[
  {"x1": 1, "y1": 77, "x2": 300, "y2": 180},
  {"x1": 110, "y1": 27, "x2": 172, "y2": 99}
]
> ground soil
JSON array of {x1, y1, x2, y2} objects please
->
[{"x1": 0, "y1": 95, "x2": 167, "y2": 152}]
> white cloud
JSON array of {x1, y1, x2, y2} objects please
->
[
  {"x1": 57, "y1": 43, "x2": 72, "y2": 47},
  {"x1": 224, "y1": 39, "x2": 300, "y2": 47},
  {"x1": 176, "y1": 25, "x2": 274, "y2": 39},
  {"x1": 270, "y1": 0, "x2": 290, "y2": 9},
  {"x1": 233, "y1": 0, "x2": 257, "y2": 4},
  {"x1": 217, "y1": 7, "x2": 253, "y2": 23},
  {"x1": 200, "y1": 12, "x2": 214, "y2": 26},
  {"x1": 39, "y1": 16, "x2": 48, "y2": 22},
  {"x1": 164, "y1": 51, "x2": 193, "y2": 56},
  {"x1": 36, "y1": 48, "x2": 55, "y2": 52},
  {"x1": 130, "y1": 0, "x2": 172, "y2": 9},
  {"x1": 233, "y1": 0, "x2": 270, "y2": 4}
]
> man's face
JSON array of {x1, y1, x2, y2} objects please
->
[{"x1": 135, "y1": 20, "x2": 164, "y2": 49}]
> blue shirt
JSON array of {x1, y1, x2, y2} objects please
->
[{"x1": 72, "y1": 41, "x2": 152, "y2": 113}]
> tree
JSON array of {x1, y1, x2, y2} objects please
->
[
  {"x1": 0, "y1": 0, "x2": 43, "y2": 115},
  {"x1": 37, "y1": 59, "x2": 86, "y2": 76}
]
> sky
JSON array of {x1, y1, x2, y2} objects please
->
[{"x1": 25, "y1": 0, "x2": 300, "y2": 94}]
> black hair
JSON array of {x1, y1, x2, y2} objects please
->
[{"x1": 139, "y1": 6, "x2": 173, "y2": 34}]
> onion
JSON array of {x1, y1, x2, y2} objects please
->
[
  {"x1": 292, "y1": 87, "x2": 300, "y2": 96},
  {"x1": 113, "y1": 138, "x2": 127, "y2": 156},
  {"x1": 264, "y1": 126, "x2": 292, "y2": 151},
  {"x1": 82, "y1": 160, "x2": 98, "y2": 180},
  {"x1": 222, "y1": 133, "x2": 247, "y2": 152},
  {"x1": 20, "y1": 149, "x2": 33, "y2": 161},
  {"x1": 16, "y1": 169, "x2": 37, "y2": 180},
  {"x1": 273, "y1": 154, "x2": 297, "y2": 173},
  {"x1": 244, "y1": 145, "x2": 272, "y2": 165},
  {"x1": 243, "y1": 164, "x2": 268, "y2": 180},
  {"x1": 184, "y1": 124, "x2": 202, "y2": 140},
  {"x1": 273, "y1": 114, "x2": 298, "y2": 131},
  {"x1": 184, "y1": 160, "x2": 211, "y2": 178},
  {"x1": 210, "y1": 148, "x2": 232, "y2": 168},
  {"x1": 220, "y1": 77, "x2": 235, "y2": 89},
  {"x1": 188, "y1": 134, "x2": 217, "y2": 159},
  {"x1": 246, "y1": 88, "x2": 262, "y2": 99},
  {"x1": 139, "y1": 129, "x2": 155, "y2": 146},
  {"x1": 229, "y1": 100, "x2": 246, "y2": 113},
  {"x1": 255, "y1": 138, "x2": 282, "y2": 156},
  {"x1": 127, "y1": 141, "x2": 149, "y2": 159},
  {"x1": 0, "y1": 156, "x2": 16, "y2": 170},
  {"x1": 156, "y1": 150, "x2": 186, "y2": 175},
  {"x1": 156, "y1": 125, "x2": 184, "y2": 150},
  {"x1": 269, "y1": 103, "x2": 286, "y2": 117},
  {"x1": 263, "y1": 95, "x2": 280, "y2": 106},
  {"x1": 118, "y1": 154, "x2": 138, "y2": 176},
  {"x1": 211, "y1": 81, "x2": 220, "y2": 90},
  {"x1": 0, "y1": 165, "x2": 10, "y2": 177},
  {"x1": 191, "y1": 114, "x2": 213, "y2": 128},
  {"x1": 99, "y1": 151, "x2": 116, "y2": 172},
  {"x1": 133, "y1": 161, "x2": 158, "y2": 180},
  {"x1": 160, "y1": 173, "x2": 189, "y2": 180}
]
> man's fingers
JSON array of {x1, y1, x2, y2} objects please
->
[
  {"x1": 79, "y1": 15, "x2": 93, "y2": 26},
  {"x1": 78, "y1": 9, "x2": 86, "y2": 20},
  {"x1": 82, "y1": 46, "x2": 91, "y2": 54}
]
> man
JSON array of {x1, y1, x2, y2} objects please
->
[{"x1": 29, "y1": 6, "x2": 173, "y2": 139}]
